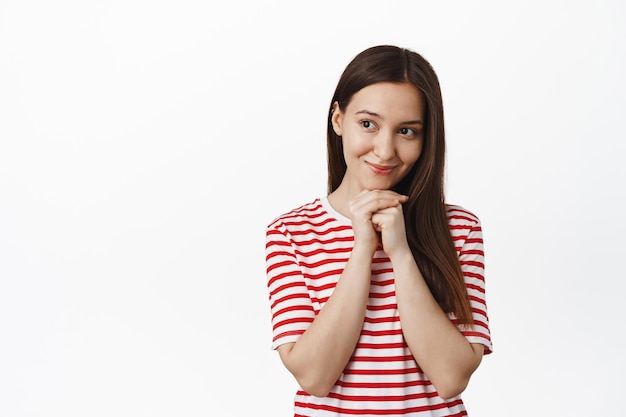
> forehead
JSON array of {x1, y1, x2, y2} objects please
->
[{"x1": 346, "y1": 82, "x2": 425, "y2": 119}]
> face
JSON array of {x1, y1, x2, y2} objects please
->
[{"x1": 331, "y1": 82, "x2": 425, "y2": 194}]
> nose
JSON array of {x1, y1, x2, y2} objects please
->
[{"x1": 373, "y1": 130, "x2": 395, "y2": 161}]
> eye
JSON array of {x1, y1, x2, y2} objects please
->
[
  {"x1": 360, "y1": 120, "x2": 377, "y2": 130},
  {"x1": 399, "y1": 127, "x2": 420, "y2": 137}
]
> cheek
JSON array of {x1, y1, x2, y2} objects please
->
[
  {"x1": 342, "y1": 135, "x2": 369, "y2": 159},
  {"x1": 401, "y1": 141, "x2": 424, "y2": 164},
  {"x1": 341, "y1": 140, "x2": 359, "y2": 165}
]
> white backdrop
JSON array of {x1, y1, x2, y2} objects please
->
[{"x1": 1, "y1": 1, "x2": 625, "y2": 415}]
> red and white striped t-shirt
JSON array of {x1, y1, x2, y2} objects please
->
[{"x1": 265, "y1": 197, "x2": 492, "y2": 416}]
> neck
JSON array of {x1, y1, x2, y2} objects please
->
[{"x1": 327, "y1": 176, "x2": 363, "y2": 219}]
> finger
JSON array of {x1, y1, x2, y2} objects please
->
[
  {"x1": 350, "y1": 192, "x2": 407, "y2": 214},
  {"x1": 360, "y1": 189, "x2": 408, "y2": 202},
  {"x1": 352, "y1": 189, "x2": 408, "y2": 203},
  {"x1": 374, "y1": 206, "x2": 403, "y2": 215},
  {"x1": 351, "y1": 197, "x2": 401, "y2": 213},
  {"x1": 372, "y1": 206, "x2": 404, "y2": 227}
]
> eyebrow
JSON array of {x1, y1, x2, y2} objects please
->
[{"x1": 355, "y1": 110, "x2": 423, "y2": 125}]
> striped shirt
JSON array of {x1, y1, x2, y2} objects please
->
[{"x1": 265, "y1": 197, "x2": 492, "y2": 416}]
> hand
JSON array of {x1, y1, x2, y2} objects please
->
[
  {"x1": 371, "y1": 202, "x2": 410, "y2": 258},
  {"x1": 347, "y1": 190, "x2": 408, "y2": 256}
]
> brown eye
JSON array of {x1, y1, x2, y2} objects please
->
[
  {"x1": 400, "y1": 127, "x2": 419, "y2": 136},
  {"x1": 361, "y1": 120, "x2": 375, "y2": 129}
]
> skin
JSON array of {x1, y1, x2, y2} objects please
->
[{"x1": 277, "y1": 82, "x2": 483, "y2": 399}]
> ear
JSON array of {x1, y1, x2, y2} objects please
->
[{"x1": 331, "y1": 101, "x2": 343, "y2": 136}]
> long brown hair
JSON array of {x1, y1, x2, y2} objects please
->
[{"x1": 327, "y1": 45, "x2": 473, "y2": 325}]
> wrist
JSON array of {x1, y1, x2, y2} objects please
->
[
  {"x1": 387, "y1": 246, "x2": 414, "y2": 264},
  {"x1": 351, "y1": 243, "x2": 376, "y2": 260}
]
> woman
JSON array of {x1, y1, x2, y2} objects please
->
[{"x1": 265, "y1": 45, "x2": 492, "y2": 416}]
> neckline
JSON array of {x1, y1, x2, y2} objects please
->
[{"x1": 320, "y1": 196, "x2": 351, "y2": 226}]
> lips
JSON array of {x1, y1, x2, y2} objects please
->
[{"x1": 366, "y1": 162, "x2": 396, "y2": 175}]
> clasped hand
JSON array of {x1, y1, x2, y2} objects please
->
[{"x1": 347, "y1": 190, "x2": 410, "y2": 257}]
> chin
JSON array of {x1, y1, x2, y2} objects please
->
[{"x1": 362, "y1": 180, "x2": 398, "y2": 191}]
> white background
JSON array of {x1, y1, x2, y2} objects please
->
[{"x1": 1, "y1": 1, "x2": 625, "y2": 415}]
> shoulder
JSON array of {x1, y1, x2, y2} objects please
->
[
  {"x1": 446, "y1": 204, "x2": 483, "y2": 250},
  {"x1": 446, "y1": 204, "x2": 481, "y2": 227},
  {"x1": 446, "y1": 204, "x2": 482, "y2": 240},
  {"x1": 266, "y1": 198, "x2": 327, "y2": 231}
]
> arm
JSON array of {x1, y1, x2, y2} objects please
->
[
  {"x1": 276, "y1": 245, "x2": 372, "y2": 397},
  {"x1": 372, "y1": 205, "x2": 485, "y2": 400},
  {"x1": 273, "y1": 191, "x2": 407, "y2": 397},
  {"x1": 391, "y1": 251, "x2": 483, "y2": 399}
]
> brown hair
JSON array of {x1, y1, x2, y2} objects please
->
[{"x1": 327, "y1": 45, "x2": 473, "y2": 325}]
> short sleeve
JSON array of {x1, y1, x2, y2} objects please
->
[
  {"x1": 458, "y1": 219, "x2": 493, "y2": 354},
  {"x1": 265, "y1": 225, "x2": 316, "y2": 350}
]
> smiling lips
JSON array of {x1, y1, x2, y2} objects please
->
[{"x1": 367, "y1": 162, "x2": 396, "y2": 175}]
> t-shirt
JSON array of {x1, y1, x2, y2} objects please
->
[{"x1": 265, "y1": 197, "x2": 492, "y2": 416}]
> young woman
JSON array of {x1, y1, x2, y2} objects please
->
[{"x1": 265, "y1": 45, "x2": 492, "y2": 416}]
